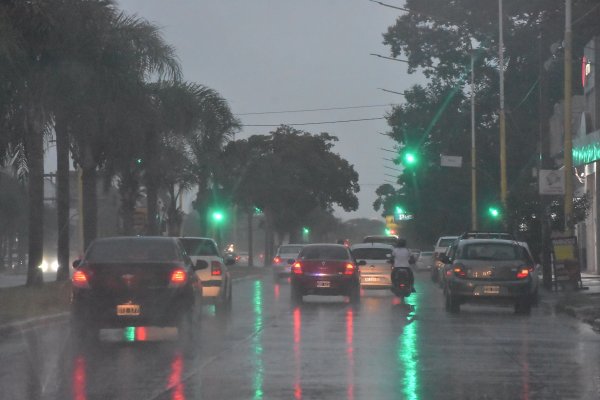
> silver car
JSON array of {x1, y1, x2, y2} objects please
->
[
  {"x1": 351, "y1": 243, "x2": 393, "y2": 289},
  {"x1": 272, "y1": 244, "x2": 305, "y2": 279},
  {"x1": 416, "y1": 251, "x2": 434, "y2": 271},
  {"x1": 442, "y1": 239, "x2": 535, "y2": 314}
]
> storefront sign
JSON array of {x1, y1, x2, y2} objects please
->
[
  {"x1": 539, "y1": 170, "x2": 564, "y2": 195},
  {"x1": 551, "y1": 236, "x2": 581, "y2": 284},
  {"x1": 573, "y1": 129, "x2": 600, "y2": 166}
]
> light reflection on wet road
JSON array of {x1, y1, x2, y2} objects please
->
[{"x1": 0, "y1": 273, "x2": 599, "y2": 399}]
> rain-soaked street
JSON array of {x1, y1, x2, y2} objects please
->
[{"x1": 1, "y1": 272, "x2": 600, "y2": 400}]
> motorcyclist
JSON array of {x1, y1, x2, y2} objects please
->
[{"x1": 391, "y1": 238, "x2": 415, "y2": 291}]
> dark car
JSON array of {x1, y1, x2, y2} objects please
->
[
  {"x1": 442, "y1": 239, "x2": 535, "y2": 314},
  {"x1": 290, "y1": 244, "x2": 361, "y2": 304},
  {"x1": 71, "y1": 236, "x2": 202, "y2": 341}
]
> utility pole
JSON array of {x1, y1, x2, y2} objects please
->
[
  {"x1": 471, "y1": 51, "x2": 477, "y2": 230},
  {"x1": 564, "y1": 0, "x2": 574, "y2": 234},
  {"x1": 499, "y1": 0, "x2": 508, "y2": 207}
]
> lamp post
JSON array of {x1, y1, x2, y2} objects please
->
[
  {"x1": 564, "y1": 0, "x2": 574, "y2": 234},
  {"x1": 499, "y1": 0, "x2": 507, "y2": 207},
  {"x1": 471, "y1": 50, "x2": 478, "y2": 230}
]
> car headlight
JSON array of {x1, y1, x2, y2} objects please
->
[
  {"x1": 39, "y1": 260, "x2": 49, "y2": 272},
  {"x1": 51, "y1": 260, "x2": 59, "y2": 272}
]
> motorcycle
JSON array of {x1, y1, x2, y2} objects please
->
[{"x1": 390, "y1": 266, "x2": 415, "y2": 299}]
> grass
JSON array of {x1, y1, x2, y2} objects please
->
[{"x1": 0, "y1": 281, "x2": 71, "y2": 325}]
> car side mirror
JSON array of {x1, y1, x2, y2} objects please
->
[
  {"x1": 287, "y1": 259, "x2": 296, "y2": 265},
  {"x1": 225, "y1": 258, "x2": 235, "y2": 266},
  {"x1": 357, "y1": 260, "x2": 367, "y2": 266},
  {"x1": 72, "y1": 259, "x2": 81, "y2": 269},
  {"x1": 439, "y1": 255, "x2": 450, "y2": 264},
  {"x1": 194, "y1": 260, "x2": 209, "y2": 271}
]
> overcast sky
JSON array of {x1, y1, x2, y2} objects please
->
[{"x1": 116, "y1": 0, "x2": 425, "y2": 220}]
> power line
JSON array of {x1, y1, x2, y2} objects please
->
[
  {"x1": 236, "y1": 103, "x2": 396, "y2": 116},
  {"x1": 241, "y1": 117, "x2": 386, "y2": 127}
]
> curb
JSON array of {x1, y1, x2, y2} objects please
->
[{"x1": 0, "y1": 312, "x2": 69, "y2": 338}]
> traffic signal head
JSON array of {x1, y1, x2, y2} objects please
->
[
  {"x1": 211, "y1": 210, "x2": 225, "y2": 223},
  {"x1": 488, "y1": 206, "x2": 500, "y2": 219},
  {"x1": 403, "y1": 151, "x2": 417, "y2": 166}
]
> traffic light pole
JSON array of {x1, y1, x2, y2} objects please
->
[
  {"x1": 499, "y1": 0, "x2": 508, "y2": 207},
  {"x1": 471, "y1": 52, "x2": 478, "y2": 230},
  {"x1": 564, "y1": 0, "x2": 574, "y2": 235}
]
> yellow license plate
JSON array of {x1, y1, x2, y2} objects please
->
[{"x1": 117, "y1": 304, "x2": 140, "y2": 316}]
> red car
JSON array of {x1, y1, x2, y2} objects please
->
[{"x1": 290, "y1": 244, "x2": 362, "y2": 304}]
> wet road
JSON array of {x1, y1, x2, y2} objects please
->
[{"x1": 1, "y1": 273, "x2": 600, "y2": 400}]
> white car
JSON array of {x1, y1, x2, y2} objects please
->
[
  {"x1": 272, "y1": 244, "x2": 305, "y2": 279},
  {"x1": 351, "y1": 243, "x2": 393, "y2": 289},
  {"x1": 179, "y1": 237, "x2": 233, "y2": 314}
]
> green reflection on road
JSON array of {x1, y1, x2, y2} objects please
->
[
  {"x1": 253, "y1": 280, "x2": 264, "y2": 400},
  {"x1": 124, "y1": 326, "x2": 135, "y2": 342},
  {"x1": 397, "y1": 292, "x2": 420, "y2": 400}
]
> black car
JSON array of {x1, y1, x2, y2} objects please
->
[
  {"x1": 290, "y1": 244, "x2": 362, "y2": 304},
  {"x1": 71, "y1": 236, "x2": 202, "y2": 341}
]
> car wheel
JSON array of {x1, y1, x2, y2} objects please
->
[
  {"x1": 216, "y1": 285, "x2": 232, "y2": 315},
  {"x1": 349, "y1": 285, "x2": 361, "y2": 305},
  {"x1": 178, "y1": 308, "x2": 197, "y2": 346},
  {"x1": 291, "y1": 283, "x2": 303, "y2": 304},
  {"x1": 71, "y1": 312, "x2": 98, "y2": 344},
  {"x1": 445, "y1": 291, "x2": 460, "y2": 313},
  {"x1": 515, "y1": 299, "x2": 532, "y2": 315},
  {"x1": 431, "y1": 269, "x2": 438, "y2": 283}
]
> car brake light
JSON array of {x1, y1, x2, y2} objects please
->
[
  {"x1": 516, "y1": 268, "x2": 530, "y2": 279},
  {"x1": 72, "y1": 270, "x2": 90, "y2": 288},
  {"x1": 273, "y1": 256, "x2": 281, "y2": 264},
  {"x1": 170, "y1": 268, "x2": 187, "y2": 286},
  {"x1": 292, "y1": 262, "x2": 303, "y2": 275},
  {"x1": 211, "y1": 261, "x2": 223, "y2": 276},
  {"x1": 344, "y1": 263, "x2": 355, "y2": 275},
  {"x1": 453, "y1": 266, "x2": 467, "y2": 278}
]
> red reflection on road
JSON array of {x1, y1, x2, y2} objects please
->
[
  {"x1": 521, "y1": 334, "x2": 530, "y2": 400},
  {"x1": 168, "y1": 352, "x2": 185, "y2": 400},
  {"x1": 274, "y1": 283, "x2": 280, "y2": 300},
  {"x1": 346, "y1": 308, "x2": 355, "y2": 400},
  {"x1": 293, "y1": 306, "x2": 302, "y2": 399},
  {"x1": 136, "y1": 327, "x2": 147, "y2": 341},
  {"x1": 72, "y1": 355, "x2": 86, "y2": 400}
]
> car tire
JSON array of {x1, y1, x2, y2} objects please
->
[
  {"x1": 431, "y1": 269, "x2": 438, "y2": 283},
  {"x1": 178, "y1": 308, "x2": 197, "y2": 346},
  {"x1": 71, "y1": 312, "x2": 98, "y2": 344},
  {"x1": 349, "y1": 285, "x2": 361, "y2": 305},
  {"x1": 515, "y1": 299, "x2": 532, "y2": 315},
  {"x1": 216, "y1": 283, "x2": 232, "y2": 315},
  {"x1": 291, "y1": 283, "x2": 303, "y2": 304},
  {"x1": 445, "y1": 292, "x2": 460, "y2": 313}
]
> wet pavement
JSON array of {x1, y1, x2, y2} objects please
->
[{"x1": 0, "y1": 273, "x2": 599, "y2": 399}]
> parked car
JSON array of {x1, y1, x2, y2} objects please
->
[
  {"x1": 70, "y1": 236, "x2": 202, "y2": 342},
  {"x1": 431, "y1": 235, "x2": 458, "y2": 282},
  {"x1": 441, "y1": 239, "x2": 536, "y2": 314},
  {"x1": 350, "y1": 243, "x2": 393, "y2": 289},
  {"x1": 290, "y1": 244, "x2": 361, "y2": 304},
  {"x1": 272, "y1": 244, "x2": 305, "y2": 279},
  {"x1": 179, "y1": 237, "x2": 233, "y2": 314},
  {"x1": 416, "y1": 251, "x2": 434, "y2": 271}
]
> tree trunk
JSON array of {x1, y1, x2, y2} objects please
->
[
  {"x1": 247, "y1": 210, "x2": 254, "y2": 267},
  {"x1": 55, "y1": 117, "x2": 70, "y2": 281},
  {"x1": 24, "y1": 120, "x2": 44, "y2": 286},
  {"x1": 145, "y1": 130, "x2": 159, "y2": 235},
  {"x1": 81, "y1": 166, "x2": 98, "y2": 250},
  {"x1": 118, "y1": 170, "x2": 138, "y2": 236}
]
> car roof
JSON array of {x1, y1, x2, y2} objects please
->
[
  {"x1": 302, "y1": 243, "x2": 347, "y2": 248},
  {"x1": 94, "y1": 236, "x2": 177, "y2": 244},
  {"x1": 456, "y1": 238, "x2": 522, "y2": 246},
  {"x1": 179, "y1": 236, "x2": 216, "y2": 242},
  {"x1": 351, "y1": 243, "x2": 393, "y2": 249},
  {"x1": 278, "y1": 244, "x2": 305, "y2": 248}
]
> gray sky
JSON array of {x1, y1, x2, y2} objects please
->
[{"x1": 116, "y1": 0, "x2": 425, "y2": 220}]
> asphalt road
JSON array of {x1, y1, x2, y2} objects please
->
[{"x1": 1, "y1": 273, "x2": 599, "y2": 400}]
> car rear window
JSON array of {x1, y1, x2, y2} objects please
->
[
  {"x1": 180, "y1": 239, "x2": 219, "y2": 256},
  {"x1": 299, "y1": 246, "x2": 350, "y2": 260},
  {"x1": 458, "y1": 243, "x2": 523, "y2": 261},
  {"x1": 437, "y1": 238, "x2": 456, "y2": 247},
  {"x1": 86, "y1": 239, "x2": 179, "y2": 263},
  {"x1": 352, "y1": 248, "x2": 392, "y2": 260},
  {"x1": 278, "y1": 245, "x2": 304, "y2": 254}
]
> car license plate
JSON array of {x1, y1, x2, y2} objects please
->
[
  {"x1": 117, "y1": 304, "x2": 140, "y2": 316},
  {"x1": 363, "y1": 277, "x2": 378, "y2": 282},
  {"x1": 483, "y1": 286, "x2": 500, "y2": 295},
  {"x1": 316, "y1": 281, "x2": 331, "y2": 288}
]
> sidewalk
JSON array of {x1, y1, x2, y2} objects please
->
[{"x1": 548, "y1": 272, "x2": 600, "y2": 332}]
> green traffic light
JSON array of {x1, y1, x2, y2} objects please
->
[
  {"x1": 488, "y1": 207, "x2": 500, "y2": 218},
  {"x1": 403, "y1": 151, "x2": 417, "y2": 166},
  {"x1": 395, "y1": 206, "x2": 405, "y2": 214},
  {"x1": 302, "y1": 227, "x2": 310, "y2": 234},
  {"x1": 212, "y1": 211, "x2": 225, "y2": 222}
]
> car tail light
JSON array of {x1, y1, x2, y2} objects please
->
[
  {"x1": 344, "y1": 263, "x2": 356, "y2": 275},
  {"x1": 453, "y1": 265, "x2": 467, "y2": 278},
  {"x1": 211, "y1": 261, "x2": 223, "y2": 276},
  {"x1": 273, "y1": 256, "x2": 281, "y2": 264},
  {"x1": 292, "y1": 262, "x2": 303, "y2": 275},
  {"x1": 169, "y1": 268, "x2": 187, "y2": 287},
  {"x1": 72, "y1": 269, "x2": 90, "y2": 289},
  {"x1": 516, "y1": 268, "x2": 530, "y2": 279}
]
